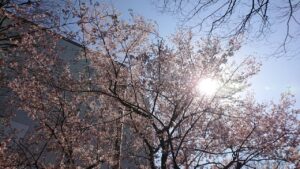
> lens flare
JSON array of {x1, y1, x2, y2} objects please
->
[{"x1": 196, "y1": 78, "x2": 220, "y2": 96}]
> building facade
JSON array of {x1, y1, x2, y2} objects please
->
[{"x1": 0, "y1": 13, "x2": 148, "y2": 168}]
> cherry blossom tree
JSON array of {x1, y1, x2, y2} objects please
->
[
  {"x1": 0, "y1": 0, "x2": 58, "y2": 49},
  {"x1": 0, "y1": 0, "x2": 62, "y2": 98},
  {"x1": 1, "y1": 1, "x2": 299, "y2": 168}
]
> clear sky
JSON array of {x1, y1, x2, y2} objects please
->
[{"x1": 107, "y1": 0, "x2": 300, "y2": 107}]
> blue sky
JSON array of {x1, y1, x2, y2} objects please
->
[{"x1": 108, "y1": 0, "x2": 300, "y2": 107}]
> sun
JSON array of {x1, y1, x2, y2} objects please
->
[{"x1": 196, "y1": 78, "x2": 220, "y2": 96}]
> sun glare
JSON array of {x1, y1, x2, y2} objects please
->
[{"x1": 196, "y1": 78, "x2": 220, "y2": 96}]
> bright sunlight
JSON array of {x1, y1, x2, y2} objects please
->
[{"x1": 196, "y1": 78, "x2": 220, "y2": 96}]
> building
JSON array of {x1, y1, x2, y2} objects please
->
[{"x1": 0, "y1": 12, "x2": 149, "y2": 168}]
